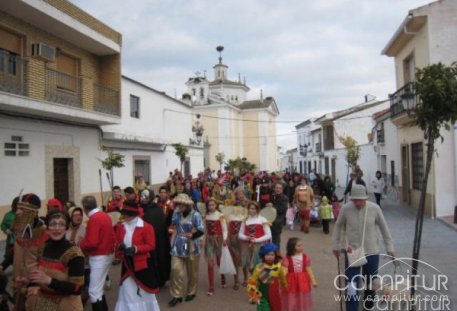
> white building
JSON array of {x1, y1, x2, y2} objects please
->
[
  {"x1": 183, "y1": 47, "x2": 279, "y2": 172},
  {"x1": 382, "y1": 0, "x2": 457, "y2": 217},
  {"x1": 372, "y1": 109, "x2": 401, "y2": 190},
  {"x1": 101, "y1": 76, "x2": 204, "y2": 188},
  {"x1": 295, "y1": 100, "x2": 389, "y2": 187},
  {"x1": 0, "y1": 1, "x2": 122, "y2": 218}
]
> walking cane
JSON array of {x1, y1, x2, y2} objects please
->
[
  {"x1": 337, "y1": 251, "x2": 344, "y2": 311},
  {"x1": 106, "y1": 172, "x2": 113, "y2": 191},
  {"x1": 98, "y1": 169, "x2": 104, "y2": 208}
]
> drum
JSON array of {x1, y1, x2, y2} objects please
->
[{"x1": 108, "y1": 211, "x2": 121, "y2": 226}]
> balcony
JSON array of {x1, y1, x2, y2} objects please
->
[
  {"x1": 0, "y1": 53, "x2": 26, "y2": 96},
  {"x1": 0, "y1": 65, "x2": 120, "y2": 126},
  {"x1": 377, "y1": 129, "x2": 385, "y2": 143},
  {"x1": 94, "y1": 84, "x2": 120, "y2": 116},
  {"x1": 389, "y1": 82, "x2": 417, "y2": 126},
  {"x1": 45, "y1": 67, "x2": 82, "y2": 108},
  {"x1": 315, "y1": 142, "x2": 322, "y2": 153}
]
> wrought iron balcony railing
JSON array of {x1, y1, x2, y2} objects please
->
[
  {"x1": 45, "y1": 67, "x2": 82, "y2": 107},
  {"x1": 0, "y1": 53, "x2": 26, "y2": 96},
  {"x1": 389, "y1": 82, "x2": 417, "y2": 119},
  {"x1": 94, "y1": 84, "x2": 120, "y2": 116}
]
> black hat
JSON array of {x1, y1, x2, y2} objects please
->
[
  {"x1": 124, "y1": 186, "x2": 135, "y2": 194},
  {"x1": 120, "y1": 199, "x2": 140, "y2": 216}
]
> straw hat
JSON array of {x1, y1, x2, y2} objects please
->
[
  {"x1": 350, "y1": 184, "x2": 368, "y2": 200},
  {"x1": 173, "y1": 193, "x2": 194, "y2": 206}
]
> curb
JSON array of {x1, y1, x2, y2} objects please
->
[{"x1": 437, "y1": 217, "x2": 457, "y2": 233}]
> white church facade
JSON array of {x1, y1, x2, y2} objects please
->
[{"x1": 183, "y1": 47, "x2": 279, "y2": 172}]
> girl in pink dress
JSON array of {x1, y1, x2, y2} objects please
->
[{"x1": 281, "y1": 237, "x2": 317, "y2": 311}]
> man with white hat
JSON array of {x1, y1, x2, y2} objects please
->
[
  {"x1": 168, "y1": 194, "x2": 205, "y2": 307},
  {"x1": 332, "y1": 184, "x2": 395, "y2": 311}
]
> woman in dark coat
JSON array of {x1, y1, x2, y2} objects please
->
[{"x1": 140, "y1": 189, "x2": 171, "y2": 287}]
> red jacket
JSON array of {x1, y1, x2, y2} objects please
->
[
  {"x1": 106, "y1": 197, "x2": 124, "y2": 213},
  {"x1": 80, "y1": 209, "x2": 115, "y2": 256},
  {"x1": 114, "y1": 218, "x2": 155, "y2": 272}
]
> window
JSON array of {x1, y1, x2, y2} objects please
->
[
  {"x1": 0, "y1": 48, "x2": 18, "y2": 75},
  {"x1": 56, "y1": 52, "x2": 79, "y2": 91},
  {"x1": 411, "y1": 142, "x2": 424, "y2": 190},
  {"x1": 130, "y1": 95, "x2": 140, "y2": 118},
  {"x1": 377, "y1": 122, "x2": 385, "y2": 143},
  {"x1": 134, "y1": 159, "x2": 150, "y2": 184},
  {"x1": 200, "y1": 88, "x2": 204, "y2": 99},
  {"x1": 192, "y1": 88, "x2": 196, "y2": 96},
  {"x1": 0, "y1": 28, "x2": 21, "y2": 75},
  {"x1": 4, "y1": 136, "x2": 29, "y2": 156},
  {"x1": 403, "y1": 54, "x2": 415, "y2": 84}
]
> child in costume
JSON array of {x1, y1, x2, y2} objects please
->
[
  {"x1": 331, "y1": 194, "x2": 342, "y2": 220},
  {"x1": 204, "y1": 199, "x2": 228, "y2": 295},
  {"x1": 285, "y1": 203, "x2": 297, "y2": 230},
  {"x1": 247, "y1": 243, "x2": 286, "y2": 311},
  {"x1": 281, "y1": 237, "x2": 317, "y2": 311},
  {"x1": 318, "y1": 196, "x2": 333, "y2": 234},
  {"x1": 238, "y1": 202, "x2": 271, "y2": 274}
]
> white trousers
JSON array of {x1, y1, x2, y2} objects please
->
[
  {"x1": 114, "y1": 277, "x2": 160, "y2": 311},
  {"x1": 88, "y1": 254, "x2": 114, "y2": 303}
]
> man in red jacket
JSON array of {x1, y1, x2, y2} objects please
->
[{"x1": 80, "y1": 195, "x2": 115, "y2": 311}]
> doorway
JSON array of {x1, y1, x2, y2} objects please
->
[
  {"x1": 401, "y1": 145, "x2": 410, "y2": 204},
  {"x1": 331, "y1": 158, "x2": 336, "y2": 184},
  {"x1": 53, "y1": 158, "x2": 69, "y2": 204}
]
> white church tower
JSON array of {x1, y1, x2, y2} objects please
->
[{"x1": 185, "y1": 46, "x2": 279, "y2": 172}]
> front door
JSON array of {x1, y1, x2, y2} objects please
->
[
  {"x1": 54, "y1": 158, "x2": 69, "y2": 204},
  {"x1": 401, "y1": 145, "x2": 410, "y2": 204},
  {"x1": 324, "y1": 157, "x2": 329, "y2": 176}
]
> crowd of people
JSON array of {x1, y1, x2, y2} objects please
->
[{"x1": 0, "y1": 167, "x2": 395, "y2": 311}]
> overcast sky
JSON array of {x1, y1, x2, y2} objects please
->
[{"x1": 73, "y1": 0, "x2": 432, "y2": 149}]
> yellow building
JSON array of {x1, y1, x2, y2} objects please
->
[{"x1": 183, "y1": 47, "x2": 279, "y2": 172}]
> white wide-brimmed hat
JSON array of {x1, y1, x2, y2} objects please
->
[{"x1": 350, "y1": 184, "x2": 369, "y2": 200}]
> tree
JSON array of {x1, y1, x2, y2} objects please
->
[
  {"x1": 100, "y1": 148, "x2": 125, "y2": 189},
  {"x1": 215, "y1": 152, "x2": 225, "y2": 171},
  {"x1": 338, "y1": 135, "x2": 360, "y2": 186},
  {"x1": 172, "y1": 143, "x2": 189, "y2": 172},
  {"x1": 410, "y1": 62, "x2": 457, "y2": 298},
  {"x1": 225, "y1": 157, "x2": 256, "y2": 174}
]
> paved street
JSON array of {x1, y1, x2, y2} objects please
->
[
  {"x1": 1, "y1": 190, "x2": 454, "y2": 310},
  {"x1": 90, "y1": 189, "x2": 457, "y2": 310}
]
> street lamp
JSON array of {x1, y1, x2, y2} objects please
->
[{"x1": 190, "y1": 113, "x2": 204, "y2": 146}]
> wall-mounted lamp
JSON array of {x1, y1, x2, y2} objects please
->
[{"x1": 190, "y1": 113, "x2": 204, "y2": 146}]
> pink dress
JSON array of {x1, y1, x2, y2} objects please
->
[
  {"x1": 281, "y1": 254, "x2": 313, "y2": 311},
  {"x1": 332, "y1": 201, "x2": 341, "y2": 219}
]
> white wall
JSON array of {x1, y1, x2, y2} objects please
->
[
  {"x1": 418, "y1": 0, "x2": 457, "y2": 66},
  {"x1": 103, "y1": 77, "x2": 193, "y2": 145},
  {"x1": 101, "y1": 77, "x2": 204, "y2": 186},
  {"x1": 0, "y1": 115, "x2": 104, "y2": 206}
]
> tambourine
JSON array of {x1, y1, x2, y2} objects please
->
[
  {"x1": 108, "y1": 211, "x2": 121, "y2": 226},
  {"x1": 260, "y1": 206, "x2": 277, "y2": 223},
  {"x1": 196, "y1": 202, "x2": 207, "y2": 217}
]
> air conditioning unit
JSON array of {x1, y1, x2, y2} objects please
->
[{"x1": 32, "y1": 43, "x2": 56, "y2": 62}]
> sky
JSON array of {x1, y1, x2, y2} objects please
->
[{"x1": 73, "y1": 0, "x2": 433, "y2": 149}]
